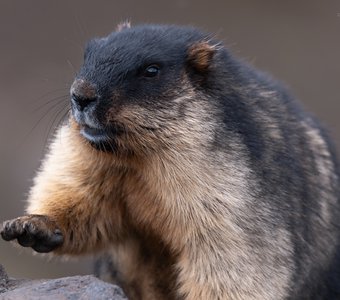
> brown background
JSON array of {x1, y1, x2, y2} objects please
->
[{"x1": 0, "y1": 0, "x2": 339, "y2": 279}]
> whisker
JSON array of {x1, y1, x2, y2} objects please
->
[
  {"x1": 24, "y1": 100, "x2": 68, "y2": 142},
  {"x1": 74, "y1": 13, "x2": 87, "y2": 39},
  {"x1": 16, "y1": 100, "x2": 68, "y2": 152},
  {"x1": 46, "y1": 104, "x2": 70, "y2": 136},
  {"x1": 43, "y1": 105, "x2": 70, "y2": 149},
  {"x1": 31, "y1": 95, "x2": 69, "y2": 113},
  {"x1": 66, "y1": 60, "x2": 77, "y2": 76},
  {"x1": 33, "y1": 88, "x2": 70, "y2": 102},
  {"x1": 24, "y1": 89, "x2": 70, "y2": 111},
  {"x1": 55, "y1": 109, "x2": 71, "y2": 145}
]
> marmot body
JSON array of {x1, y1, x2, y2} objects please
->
[{"x1": 1, "y1": 24, "x2": 340, "y2": 299}]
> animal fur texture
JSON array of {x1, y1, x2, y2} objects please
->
[{"x1": 1, "y1": 24, "x2": 340, "y2": 299}]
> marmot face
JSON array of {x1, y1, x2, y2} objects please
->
[{"x1": 70, "y1": 25, "x2": 218, "y2": 154}]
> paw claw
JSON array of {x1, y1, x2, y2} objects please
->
[
  {"x1": 1, "y1": 220, "x2": 20, "y2": 241},
  {"x1": 17, "y1": 231, "x2": 35, "y2": 247},
  {"x1": 1, "y1": 215, "x2": 63, "y2": 252}
]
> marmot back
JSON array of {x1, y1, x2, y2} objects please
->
[{"x1": 1, "y1": 23, "x2": 340, "y2": 300}]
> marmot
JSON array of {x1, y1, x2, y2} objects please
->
[{"x1": 1, "y1": 23, "x2": 340, "y2": 300}]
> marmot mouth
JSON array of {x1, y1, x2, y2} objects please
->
[{"x1": 80, "y1": 125, "x2": 123, "y2": 152}]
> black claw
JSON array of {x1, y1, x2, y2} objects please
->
[
  {"x1": 1, "y1": 216, "x2": 64, "y2": 253},
  {"x1": 0, "y1": 228, "x2": 7, "y2": 241},
  {"x1": 17, "y1": 231, "x2": 35, "y2": 247},
  {"x1": 1, "y1": 222, "x2": 17, "y2": 241}
]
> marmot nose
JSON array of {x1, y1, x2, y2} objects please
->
[
  {"x1": 70, "y1": 79, "x2": 97, "y2": 111},
  {"x1": 71, "y1": 93, "x2": 97, "y2": 111}
]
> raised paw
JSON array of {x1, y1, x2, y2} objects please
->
[{"x1": 0, "y1": 215, "x2": 63, "y2": 253}]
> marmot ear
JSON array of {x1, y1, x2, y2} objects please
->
[
  {"x1": 187, "y1": 42, "x2": 217, "y2": 73},
  {"x1": 116, "y1": 21, "x2": 131, "y2": 32}
]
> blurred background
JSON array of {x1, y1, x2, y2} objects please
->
[{"x1": 0, "y1": 0, "x2": 339, "y2": 279}]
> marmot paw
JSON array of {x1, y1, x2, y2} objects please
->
[{"x1": 0, "y1": 215, "x2": 63, "y2": 253}]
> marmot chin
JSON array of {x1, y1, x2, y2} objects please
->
[{"x1": 1, "y1": 23, "x2": 340, "y2": 300}]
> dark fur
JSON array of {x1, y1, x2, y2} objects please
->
[
  {"x1": 79, "y1": 24, "x2": 340, "y2": 299},
  {"x1": 1, "y1": 24, "x2": 340, "y2": 299}
]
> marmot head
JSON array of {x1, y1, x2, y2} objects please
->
[{"x1": 70, "y1": 23, "x2": 223, "y2": 154}]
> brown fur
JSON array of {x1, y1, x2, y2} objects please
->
[
  {"x1": 187, "y1": 42, "x2": 216, "y2": 73},
  {"x1": 22, "y1": 100, "x2": 292, "y2": 299},
  {"x1": 2, "y1": 24, "x2": 339, "y2": 300}
]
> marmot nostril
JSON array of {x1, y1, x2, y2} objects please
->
[
  {"x1": 71, "y1": 93, "x2": 97, "y2": 111},
  {"x1": 70, "y1": 78, "x2": 97, "y2": 111}
]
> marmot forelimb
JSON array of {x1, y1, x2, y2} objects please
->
[{"x1": 1, "y1": 23, "x2": 340, "y2": 299}]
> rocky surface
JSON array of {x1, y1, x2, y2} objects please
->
[
  {"x1": 0, "y1": 265, "x2": 8, "y2": 294},
  {"x1": 0, "y1": 264, "x2": 127, "y2": 299}
]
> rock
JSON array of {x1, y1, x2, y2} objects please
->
[
  {"x1": 0, "y1": 265, "x2": 8, "y2": 293},
  {"x1": 0, "y1": 265, "x2": 127, "y2": 300}
]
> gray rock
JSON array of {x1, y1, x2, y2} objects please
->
[
  {"x1": 0, "y1": 265, "x2": 127, "y2": 300},
  {"x1": 0, "y1": 265, "x2": 8, "y2": 293}
]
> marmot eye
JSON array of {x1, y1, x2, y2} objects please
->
[{"x1": 143, "y1": 65, "x2": 160, "y2": 77}]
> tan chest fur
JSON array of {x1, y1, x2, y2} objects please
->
[
  {"x1": 4, "y1": 23, "x2": 338, "y2": 300},
  {"x1": 26, "y1": 121, "x2": 294, "y2": 299}
]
